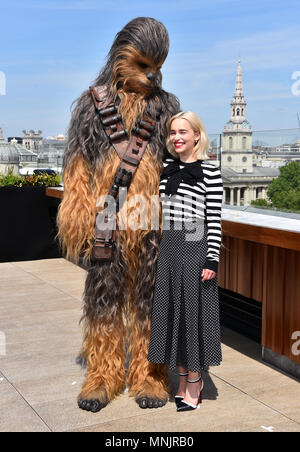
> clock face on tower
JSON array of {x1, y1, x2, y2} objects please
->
[{"x1": 242, "y1": 121, "x2": 247, "y2": 128}]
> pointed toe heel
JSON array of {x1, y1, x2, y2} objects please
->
[
  {"x1": 174, "y1": 396, "x2": 184, "y2": 407},
  {"x1": 177, "y1": 375, "x2": 204, "y2": 412}
]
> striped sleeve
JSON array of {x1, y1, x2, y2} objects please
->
[{"x1": 203, "y1": 164, "x2": 223, "y2": 272}]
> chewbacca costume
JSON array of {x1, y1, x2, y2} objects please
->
[{"x1": 57, "y1": 17, "x2": 180, "y2": 412}]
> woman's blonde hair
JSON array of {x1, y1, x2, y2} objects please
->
[{"x1": 166, "y1": 111, "x2": 210, "y2": 160}]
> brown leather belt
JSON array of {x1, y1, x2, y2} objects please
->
[{"x1": 90, "y1": 85, "x2": 156, "y2": 261}]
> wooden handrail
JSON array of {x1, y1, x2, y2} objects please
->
[
  {"x1": 222, "y1": 220, "x2": 300, "y2": 252},
  {"x1": 46, "y1": 187, "x2": 64, "y2": 199}
]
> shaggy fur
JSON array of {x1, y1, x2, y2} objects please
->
[{"x1": 57, "y1": 17, "x2": 180, "y2": 411}]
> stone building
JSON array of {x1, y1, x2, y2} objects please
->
[
  {"x1": 0, "y1": 128, "x2": 20, "y2": 174},
  {"x1": 22, "y1": 130, "x2": 43, "y2": 152},
  {"x1": 221, "y1": 59, "x2": 279, "y2": 206},
  {"x1": 0, "y1": 128, "x2": 38, "y2": 175}
]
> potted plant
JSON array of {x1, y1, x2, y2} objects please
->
[{"x1": 0, "y1": 168, "x2": 63, "y2": 262}]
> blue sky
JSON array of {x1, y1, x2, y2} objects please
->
[{"x1": 0, "y1": 0, "x2": 300, "y2": 138}]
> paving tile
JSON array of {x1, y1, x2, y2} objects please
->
[
  {"x1": 0, "y1": 348, "x2": 81, "y2": 384},
  {"x1": 0, "y1": 271, "x2": 39, "y2": 287},
  {"x1": 0, "y1": 280, "x2": 65, "y2": 301},
  {"x1": 33, "y1": 388, "x2": 179, "y2": 433},
  {"x1": 2, "y1": 307, "x2": 81, "y2": 333},
  {"x1": 1, "y1": 258, "x2": 299, "y2": 432},
  {"x1": 24, "y1": 371, "x2": 229, "y2": 430},
  {"x1": 10, "y1": 260, "x2": 86, "y2": 301},
  {"x1": 72, "y1": 389, "x2": 295, "y2": 432},
  {"x1": 12, "y1": 258, "x2": 78, "y2": 272},
  {"x1": 249, "y1": 382, "x2": 300, "y2": 424},
  {"x1": 3, "y1": 327, "x2": 82, "y2": 357},
  {"x1": 0, "y1": 374, "x2": 50, "y2": 432},
  {"x1": 12, "y1": 259, "x2": 86, "y2": 282},
  {"x1": 30, "y1": 375, "x2": 269, "y2": 432},
  {"x1": 14, "y1": 370, "x2": 86, "y2": 405},
  {"x1": 245, "y1": 421, "x2": 300, "y2": 432},
  {"x1": 0, "y1": 263, "x2": 33, "y2": 281},
  {"x1": 210, "y1": 344, "x2": 300, "y2": 423},
  {"x1": 0, "y1": 290, "x2": 81, "y2": 314}
]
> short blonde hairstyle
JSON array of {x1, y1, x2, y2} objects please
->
[{"x1": 166, "y1": 111, "x2": 210, "y2": 160}]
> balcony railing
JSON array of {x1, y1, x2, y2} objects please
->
[
  {"x1": 207, "y1": 127, "x2": 300, "y2": 164},
  {"x1": 219, "y1": 207, "x2": 300, "y2": 379}
]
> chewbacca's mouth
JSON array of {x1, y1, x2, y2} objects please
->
[{"x1": 138, "y1": 80, "x2": 157, "y2": 91}]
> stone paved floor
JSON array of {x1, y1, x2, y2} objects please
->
[{"x1": 0, "y1": 258, "x2": 299, "y2": 432}]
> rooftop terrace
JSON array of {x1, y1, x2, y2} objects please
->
[{"x1": 0, "y1": 258, "x2": 299, "y2": 432}]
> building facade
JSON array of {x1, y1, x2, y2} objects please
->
[
  {"x1": 0, "y1": 128, "x2": 20, "y2": 174},
  {"x1": 22, "y1": 130, "x2": 43, "y2": 152},
  {"x1": 221, "y1": 59, "x2": 280, "y2": 206}
]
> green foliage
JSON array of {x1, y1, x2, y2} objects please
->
[
  {"x1": 267, "y1": 161, "x2": 300, "y2": 211},
  {"x1": 251, "y1": 198, "x2": 271, "y2": 207},
  {"x1": 0, "y1": 168, "x2": 62, "y2": 188}
]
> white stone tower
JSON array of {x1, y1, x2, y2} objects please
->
[
  {"x1": 22, "y1": 130, "x2": 43, "y2": 152},
  {"x1": 222, "y1": 57, "x2": 253, "y2": 173}
]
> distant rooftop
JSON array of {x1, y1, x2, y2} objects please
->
[
  {"x1": 222, "y1": 166, "x2": 280, "y2": 179},
  {"x1": 0, "y1": 141, "x2": 20, "y2": 163}
]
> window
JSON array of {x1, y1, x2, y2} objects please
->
[
  {"x1": 242, "y1": 137, "x2": 247, "y2": 150},
  {"x1": 229, "y1": 137, "x2": 233, "y2": 150}
]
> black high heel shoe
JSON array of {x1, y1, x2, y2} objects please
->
[
  {"x1": 177, "y1": 375, "x2": 204, "y2": 412},
  {"x1": 175, "y1": 372, "x2": 188, "y2": 408}
]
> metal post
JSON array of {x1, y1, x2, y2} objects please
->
[{"x1": 219, "y1": 133, "x2": 222, "y2": 170}]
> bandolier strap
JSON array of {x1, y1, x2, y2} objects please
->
[{"x1": 89, "y1": 85, "x2": 156, "y2": 261}]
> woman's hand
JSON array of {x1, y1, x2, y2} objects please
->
[{"x1": 201, "y1": 268, "x2": 216, "y2": 282}]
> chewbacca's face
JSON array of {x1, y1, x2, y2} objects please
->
[{"x1": 113, "y1": 46, "x2": 164, "y2": 96}]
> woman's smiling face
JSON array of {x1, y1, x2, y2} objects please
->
[{"x1": 169, "y1": 118, "x2": 200, "y2": 159}]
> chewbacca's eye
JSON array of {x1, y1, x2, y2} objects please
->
[{"x1": 139, "y1": 62, "x2": 148, "y2": 69}]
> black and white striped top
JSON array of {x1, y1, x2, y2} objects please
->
[{"x1": 160, "y1": 158, "x2": 223, "y2": 272}]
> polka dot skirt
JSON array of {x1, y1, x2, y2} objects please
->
[{"x1": 148, "y1": 220, "x2": 222, "y2": 372}]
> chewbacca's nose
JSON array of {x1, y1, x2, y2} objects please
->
[{"x1": 147, "y1": 72, "x2": 156, "y2": 82}]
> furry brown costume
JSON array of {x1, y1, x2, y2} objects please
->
[{"x1": 57, "y1": 17, "x2": 180, "y2": 412}]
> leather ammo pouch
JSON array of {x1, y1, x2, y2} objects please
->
[{"x1": 90, "y1": 85, "x2": 155, "y2": 262}]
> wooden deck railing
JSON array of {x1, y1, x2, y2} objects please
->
[{"x1": 219, "y1": 220, "x2": 300, "y2": 366}]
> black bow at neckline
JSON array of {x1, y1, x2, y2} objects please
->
[{"x1": 161, "y1": 159, "x2": 204, "y2": 196}]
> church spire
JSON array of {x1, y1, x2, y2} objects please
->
[
  {"x1": 234, "y1": 56, "x2": 243, "y2": 98},
  {"x1": 222, "y1": 57, "x2": 253, "y2": 175},
  {"x1": 227, "y1": 57, "x2": 248, "y2": 127}
]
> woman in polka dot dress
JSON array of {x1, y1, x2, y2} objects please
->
[{"x1": 148, "y1": 111, "x2": 223, "y2": 412}]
